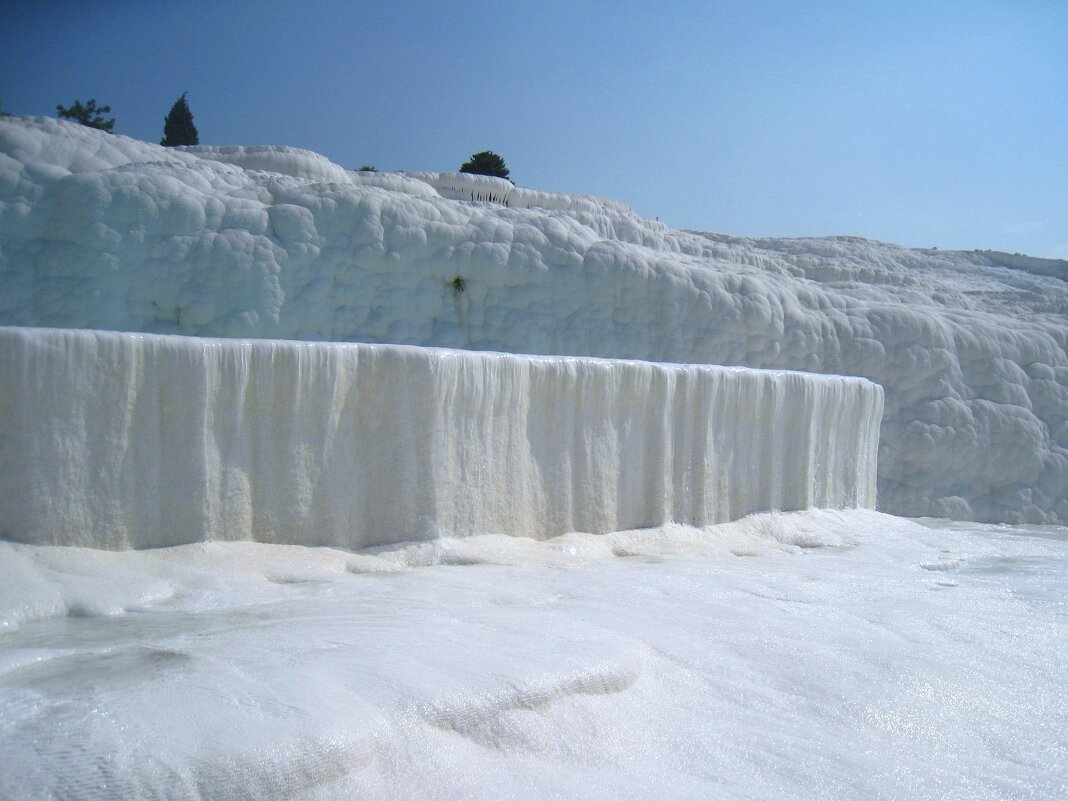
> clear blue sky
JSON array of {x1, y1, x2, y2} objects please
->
[{"x1": 2, "y1": 0, "x2": 1066, "y2": 258}]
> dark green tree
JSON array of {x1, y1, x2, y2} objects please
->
[
  {"x1": 56, "y1": 99, "x2": 115, "y2": 132},
  {"x1": 161, "y1": 93, "x2": 199, "y2": 146},
  {"x1": 459, "y1": 151, "x2": 510, "y2": 180}
]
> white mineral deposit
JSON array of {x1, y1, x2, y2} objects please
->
[{"x1": 0, "y1": 117, "x2": 1065, "y2": 800}]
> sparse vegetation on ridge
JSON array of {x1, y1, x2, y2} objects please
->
[
  {"x1": 460, "y1": 151, "x2": 510, "y2": 181},
  {"x1": 161, "y1": 93, "x2": 198, "y2": 147},
  {"x1": 56, "y1": 98, "x2": 115, "y2": 132}
]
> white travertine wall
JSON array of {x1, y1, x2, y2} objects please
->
[
  {"x1": 2, "y1": 117, "x2": 1064, "y2": 523},
  {"x1": 0, "y1": 327, "x2": 882, "y2": 549}
]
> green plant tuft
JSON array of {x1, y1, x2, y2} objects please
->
[
  {"x1": 459, "y1": 151, "x2": 510, "y2": 180},
  {"x1": 57, "y1": 98, "x2": 115, "y2": 132}
]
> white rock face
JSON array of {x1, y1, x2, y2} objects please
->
[
  {"x1": 0, "y1": 327, "x2": 881, "y2": 549},
  {"x1": 1, "y1": 116, "x2": 1065, "y2": 523}
]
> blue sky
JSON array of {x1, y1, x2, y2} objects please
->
[{"x1": 2, "y1": 0, "x2": 1066, "y2": 258}]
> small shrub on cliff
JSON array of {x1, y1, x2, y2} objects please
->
[
  {"x1": 56, "y1": 99, "x2": 115, "y2": 132},
  {"x1": 459, "y1": 151, "x2": 510, "y2": 180}
]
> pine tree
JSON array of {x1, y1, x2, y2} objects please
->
[
  {"x1": 161, "y1": 93, "x2": 199, "y2": 146},
  {"x1": 459, "y1": 151, "x2": 510, "y2": 180},
  {"x1": 56, "y1": 99, "x2": 115, "y2": 132}
]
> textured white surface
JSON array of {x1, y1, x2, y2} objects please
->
[
  {"x1": 1, "y1": 511, "x2": 1066, "y2": 800},
  {"x1": 0, "y1": 327, "x2": 880, "y2": 549},
  {"x1": 1, "y1": 116, "x2": 1065, "y2": 522}
]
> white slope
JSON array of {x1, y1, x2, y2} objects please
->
[
  {"x1": 1, "y1": 116, "x2": 1065, "y2": 523},
  {"x1": 1, "y1": 511, "x2": 1066, "y2": 800},
  {"x1": 0, "y1": 327, "x2": 880, "y2": 549}
]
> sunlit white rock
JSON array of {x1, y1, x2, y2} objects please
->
[
  {"x1": 0, "y1": 327, "x2": 880, "y2": 549},
  {"x1": 1, "y1": 116, "x2": 1065, "y2": 522}
]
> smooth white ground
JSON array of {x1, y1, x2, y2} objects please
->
[
  {"x1": 1, "y1": 510, "x2": 1065, "y2": 800},
  {"x1": 1, "y1": 117, "x2": 1065, "y2": 524}
]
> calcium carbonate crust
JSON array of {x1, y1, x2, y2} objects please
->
[
  {"x1": 0, "y1": 327, "x2": 882, "y2": 549},
  {"x1": 1, "y1": 116, "x2": 1065, "y2": 523}
]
